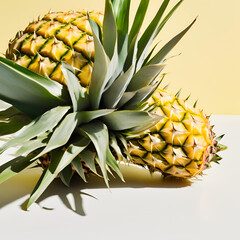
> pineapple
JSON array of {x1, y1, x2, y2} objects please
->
[
  {"x1": 128, "y1": 89, "x2": 221, "y2": 178},
  {"x1": 0, "y1": 0, "x2": 224, "y2": 209},
  {"x1": 6, "y1": 10, "x2": 103, "y2": 87}
]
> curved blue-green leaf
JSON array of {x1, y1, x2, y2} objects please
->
[
  {"x1": 101, "y1": 0, "x2": 119, "y2": 88},
  {"x1": 32, "y1": 113, "x2": 81, "y2": 159},
  {"x1": 125, "y1": 74, "x2": 165, "y2": 110},
  {"x1": 79, "y1": 149, "x2": 98, "y2": 176},
  {"x1": 103, "y1": 0, "x2": 117, "y2": 59},
  {"x1": 76, "y1": 109, "x2": 115, "y2": 125},
  {"x1": 16, "y1": 132, "x2": 49, "y2": 156},
  {"x1": 79, "y1": 121, "x2": 109, "y2": 187},
  {"x1": 148, "y1": 18, "x2": 196, "y2": 65},
  {"x1": 124, "y1": 114, "x2": 163, "y2": 137},
  {"x1": 103, "y1": 42, "x2": 119, "y2": 90},
  {"x1": 127, "y1": 64, "x2": 165, "y2": 91},
  {"x1": 32, "y1": 109, "x2": 114, "y2": 160},
  {"x1": 117, "y1": 134, "x2": 131, "y2": 159},
  {"x1": 124, "y1": 33, "x2": 139, "y2": 72},
  {"x1": 106, "y1": 147, "x2": 124, "y2": 182},
  {"x1": 59, "y1": 164, "x2": 73, "y2": 187},
  {"x1": 0, "y1": 106, "x2": 70, "y2": 154},
  {"x1": 151, "y1": 0, "x2": 184, "y2": 42},
  {"x1": 101, "y1": 110, "x2": 162, "y2": 131},
  {"x1": 124, "y1": 85, "x2": 157, "y2": 109},
  {"x1": 103, "y1": 33, "x2": 139, "y2": 108},
  {"x1": 136, "y1": 0, "x2": 170, "y2": 70},
  {"x1": 61, "y1": 62, "x2": 89, "y2": 112},
  {"x1": 88, "y1": 14, "x2": 110, "y2": 110},
  {"x1": 143, "y1": 42, "x2": 160, "y2": 66},
  {"x1": 109, "y1": 133, "x2": 126, "y2": 162},
  {"x1": 116, "y1": 91, "x2": 136, "y2": 109},
  {"x1": 104, "y1": 34, "x2": 128, "y2": 90},
  {"x1": 110, "y1": 0, "x2": 130, "y2": 79},
  {"x1": 103, "y1": 66, "x2": 134, "y2": 108},
  {"x1": 72, "y1": 156, "x2": 87, "y2": 182},
  {"x1": 0, "y1": 57, "x2": 69, "y2": 118},
  {"x1": 27, "y1": 137, "x2": 90, "y2": 208}
]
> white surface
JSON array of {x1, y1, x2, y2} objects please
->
[{"x1": 0, "y1": 115, "x2": 239, "y2": 240}]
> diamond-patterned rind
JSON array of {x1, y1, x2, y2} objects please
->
[
  {"x1": 129, "y1": 89, "x2": 217, "y2": 178},
  {"x1": 6, "y1": 11, "x2": 103, "y2": 86}
]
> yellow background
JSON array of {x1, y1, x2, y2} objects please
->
[{"x1": 0, "y1": 0, "x2": 239, "y2": 114}]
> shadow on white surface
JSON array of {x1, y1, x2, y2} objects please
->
[{"x1": 0, "y1": 164, "x2": 193, "y2": 216}]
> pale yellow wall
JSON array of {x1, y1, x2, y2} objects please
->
[{"x1": 0, "y1": 0, "x2": 239, "y2": 114}]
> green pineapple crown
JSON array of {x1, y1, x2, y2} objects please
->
[{"x1": 0, "y1": 0, "x2": 195, "y2": 209}]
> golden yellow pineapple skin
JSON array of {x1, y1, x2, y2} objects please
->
[
  {"x1": 128, "y1": 89, "x2": 218, "y2": 178},
  {"x1": 6, "y1": 10, "x2": 103, "y2": 86}
]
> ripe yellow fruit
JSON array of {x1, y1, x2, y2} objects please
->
[
  {"x1": 6, "y1": 11, "x2": 103, "y2": 86},
  {"x1": 128, "y1": 89, "x2": 219, "y2": 178}
]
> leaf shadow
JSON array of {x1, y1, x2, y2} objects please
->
[{"x1": 0, "y1": 165, "x2": 193, "y2": 216}]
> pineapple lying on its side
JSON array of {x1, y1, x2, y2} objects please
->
[
  {"x1": 38, "y1": 87, "x2": 223, "y2": 179},
  {"x1": 0, "y1": 0, "x2": 225, "y2": 209},
  {"x1": 128, "y1": 89, "x2": 222, "y2": 178}
]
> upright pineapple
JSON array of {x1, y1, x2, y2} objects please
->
[{"x1": 0, "y1": 0, "x2": 224, "y2": 209}]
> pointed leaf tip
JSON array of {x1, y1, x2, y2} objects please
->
[
  {"x1": 61, "y1": 62, "x2": 89, "y2": 112},
  {"x1": 148, "y1": 17, "x2": 197, "y2": 65}
]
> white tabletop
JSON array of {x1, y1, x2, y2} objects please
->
[{"x1": 0, "y1": 115, "x2": 239, "y2": 240}]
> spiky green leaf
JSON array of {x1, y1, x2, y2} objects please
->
[
  {"x1": 106, "y1": 147, "x2": 124, "y2": 182},
  {"x1": 88, "y1": 14, "x2": 110, "y2": 110},
  {"x1": 218, "y1": 144, "x2": 227, "y2": 151},
  {"x1": 0, "y1": 57, "x2": 69, "y2": 118},
  {"x1": 136, "y1": 0, "x2": 170, "y2": 70},
  {"x1": 116, "y1": 91, "x2": 137, "y2": 109},
  {"x1": 124, "y1": 114, "x2": 162, "y2": 137},
  {"x1": 153, "y1": 0, "x2": 184, "y2": 41},
  {"x1": 27, "y1": 137, "x2": 90, "y2": 208},
  {"x1": 128, "y1": 0, "x2": 150, "y2": 46},
  {"x1": 125, "y1": 84, "x2": 160, "y2": 110},
  {"x1": 16, "y1": 132, "x2": 49, "y2": 156},
  {"x1": 175, "y1": 89, "x2": 182, "y2": 98},
  {"x1": 109, "y1": 133, "x2": 125, "y2": 162},
  {"x1": 111, "y1": 0, "x2": 130, "y2": 34},
  {"x1": 127, "y1": 64, "x2": 165, "y2": 91},
  {"x1": 79, "y1": 149, "x2": 98, "y2": 175},
  {"x1": 61, "y1": 62, "x2": 89, "y2": 111},
  {"x1": 148, "y1": 18, "x2": 196, "y2": 65},
  {"x1": 124, "y1": 33, "x2": 139, "y2": 72},
  {"x1": 103, "y1": 0, "x2": 117, "y2": 59},
  {"x1": 101, "y1": 110, "x2": 162, "y2": 131},
  {"x1": 0, "y1": 106, "x2": 70, "y2": 154},
  {"x1": 33, "y1": 109, "x2": 114, "y2": 160},
  {"x1": 143, "y1": 42, "x2": 160, "y2": 66},
  {"x1": 72, "y1": 156, "x2": 87, "y2": 182},
  {"x1": 103, "y1": 66, "x2": 134, "y2": 108},
  {"x1": 59, "y1": 164, "x2": 73, "y2": 187},
  {"x1": 79, "y1": 121, "x2": 109, "y2": 187}
]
